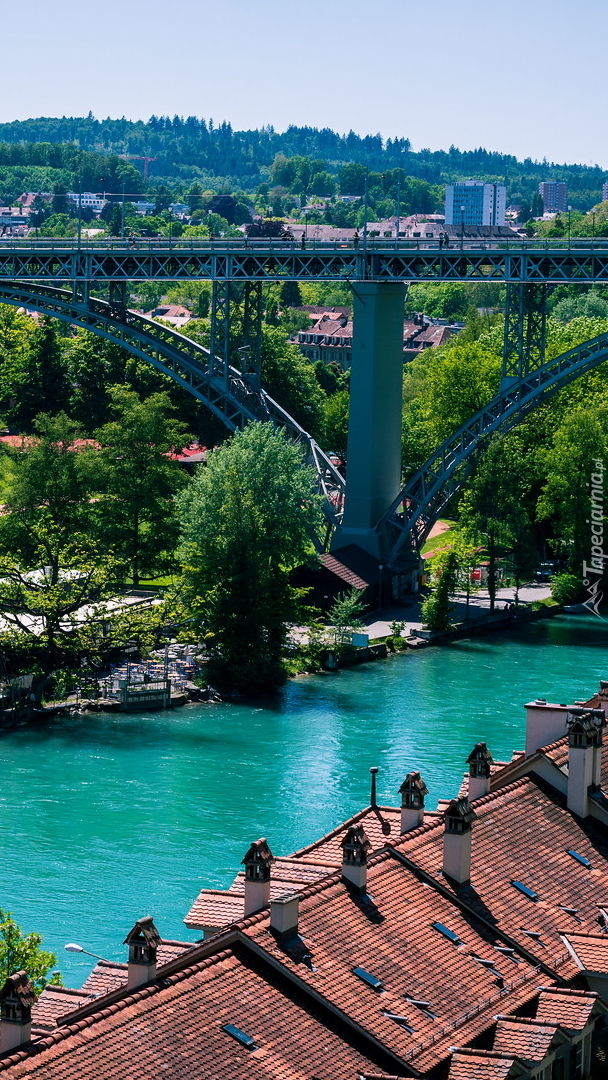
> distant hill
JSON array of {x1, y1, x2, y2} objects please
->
[{"x1": 0, "y1": 114, "x2": 605, "y2": 209}]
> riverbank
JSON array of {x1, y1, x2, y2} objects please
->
[{"x1": 5, "y1": 611, "x2": 607, "y2": 987}]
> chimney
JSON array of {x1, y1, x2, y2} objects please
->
[
  {"x1": 467, "y1": 743, "x2": 493, "y2": 801},
  {"x1": 443, "y1": 797, "x2": 477, "y2": 887},
  {"x1": 341, "y1": 824, "x2": 372, "y2": 895},
  {"x1": 524, "y1": 699, "x2": 570, "y2": 755},
  {"x1": 0, "y1": 972, "x2": 35, "y2": 1052},
  {"x1": 399, "y1": 771, "x2": 429, "y2": 833},
  {"x1": 566, "y1": 709, "x2": 604, "y2": 818},
  {"x1": 270, "y1": 894, "x2": 299, "y2": 942},
  {"x1": 123, "y1": 916, "x2": 161, "y2": 990},
  {"x1": 242, "y1": 838, "x2": 274, "y2": 917}
]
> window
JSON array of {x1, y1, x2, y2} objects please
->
[
  {"x1": 432, "y1": 922, "x2": 461, "y2": 945},
  {"x1": 511, "y1": 880, "x2": 539, "y2": 901},
  {"x1": 222, "y1": 1024, "x2": 257, "y2": 1050},
  {"x1": 382, "y1": 1010, "x2": 413, "y2": 1032},
  {"x1": 567, "y1": 849, "x2": 591, "y2": 869},
  {"x1": 405, "y1": 996, "x2": 435, "y2": 1018},
  {"x1": 352, "y1": 966, "x2": 383, "y2": 991}
]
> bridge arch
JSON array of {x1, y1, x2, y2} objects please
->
[
  {"x1": 0, "y1": 281, "x2": 345, "y2": 539},
  {"x1": 380, "y1": 330, "x2": 608, "y2": 562}
]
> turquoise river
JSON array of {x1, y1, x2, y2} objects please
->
[{"x1": 2, "y1": 613, "x2": 607, "y2": 987}]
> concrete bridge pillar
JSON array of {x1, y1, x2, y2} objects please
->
[{"x1": 333, "y1": 280, "x2": 406, "y2": 557}]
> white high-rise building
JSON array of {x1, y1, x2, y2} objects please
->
[{"x1": 444, "y1": 181, "x2": 506, "y2": 227}]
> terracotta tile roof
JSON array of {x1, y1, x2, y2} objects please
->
[
  {"x1": 562, "y1": 931, "x2": 608, "y2": 973},
  {"x1": 0, "y1": 945, "x2": 387, "y2": 1079},
  {"x1": 493, "y1": 1017, "x2": 559, "y2": 1063},
  {"x1": 79, "y1": 940, "x2": 193, "y2": 997},
  {"x1": 31, "y1": 987, "x2": 90, "y2": 1033},
  {"x1": 242, "y1": 848, "x2": 548, "y2": 1072},
  {"x1": 448, "y1": 1049, "x2": 518, "y2": 1080},
  {"x1": 395, "y1": 775, "x2": 608, "y2": 976},
  {"x1": 184, "y1": 805, "x2": 402, "y2": 930},
  {"x1": 536, "y1": 986, "x2": 598, "y2": 1029},
  {"x1": 319, "y1": 552, "x2": 371, "y2": 590},
  {"x1": 290, "y1": 805, "x2": 403, "y2": 862}
]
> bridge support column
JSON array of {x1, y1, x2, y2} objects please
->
[
  {"x1": 501, "y1": 283, "x2": 547, "y2": 387},
  {"x1": 210, "y1": 280, "x2": 231, "y2": 387},
  {"x1": 334, "y1": 280, "x2": 406, "y2": 558}
]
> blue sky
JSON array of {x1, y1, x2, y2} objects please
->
[{"x1": 5, "y1": 0, "x2": 607, "y2": 167}]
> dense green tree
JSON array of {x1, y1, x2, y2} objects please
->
[
  {"x1": 461, "y1": 434, "x2": 540, "y2": 609},
  {"x1": 279, "y1": 280, "x2": 303, "y2": 308},
  {"x1": 0, "y1": 911, "x2": 62, "y2": 994},
  {"x1": 260, "y1": 327, "x2": 326, "y2": 441},
  {"x1": 27, "y1": 317, "x2": 70, "y2": 418},
  {"x1": 0, "y1": 414, "x2": 119, "y2": 673},
  {"x1": 322, "y1": 390, "x2": 349, "y2": 457},
  {"x1": 178, "y1": 422, "x2": 322, "y2": 695},
  {"x1": 421, "y1": 550, "x2": 458, "y2": 631},
  {"x1": 91, "y1": 388, "x2": 188, "y2": 585},
  {"x1": 537, "y1": 404, "x2": 608, "y2": 572}
]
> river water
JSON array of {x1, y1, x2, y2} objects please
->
[{"x1": 1, "y1": 613, "x2": 607, "y2": 986}]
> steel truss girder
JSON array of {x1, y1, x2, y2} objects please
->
[
  {"x1": 0, "y1": 281, "x2": 344, "y2": 545},
  {"x1": 209, "y1": 279, "x2": 231, "y2": 384},
  {"x1": 3, "y1": 241, "x2": 608, "y2": 283},
  {"x1": 381, "y1": 329, "x2": 608, "y2": 562},
  {"x1": 502, "y1": 282, "x2": 547, "y2": 380}
]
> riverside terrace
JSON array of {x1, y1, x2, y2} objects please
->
[
  {"x1": 3, "y1": 236, "x2": 608, "y2": 283},
  {"x1": 3, "y1": 685, "x2": 608, "y2": 1078}
]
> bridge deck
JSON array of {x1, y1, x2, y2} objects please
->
[{"x1": 1, "y1": 238, "x2": 608, "y2": 282}]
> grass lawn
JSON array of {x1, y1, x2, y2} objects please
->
[{"x1": 421, "y1": 520, "x2": 457, "y2": 557}]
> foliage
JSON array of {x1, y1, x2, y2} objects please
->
[
  {"x1": 327, "y1": 589, "x2": 365, "y2": 652},
  {"x1": 90, "y1": 388, "x2": 189, "y2": 584},
  {"x1": 260, "y1": 327, "x2": 326, "y2": 441},
  {"x1": 0, "y1": 910, "x2": 62, "y2": 995},
  {"x1": 550, "y1": 572, "x2": 585, "y2": 605},
  {"x1": 178, "y1": 422, "x2": 322, "y2": 696},
  {"x1": 322, "y1": 390, "x2": 349, "y2": 457},
  {"x1": 421, "y1": 550, "x2": 458, "y2": 631},
  {"x1": 537, "y1": 404, "x2": 608, "y2": 571}
]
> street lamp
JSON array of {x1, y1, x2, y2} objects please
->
[
  {"x1": 567, "y1": 204, "x2": 572, "y2": 247},
  {"x1": 64, "y1": 942, "x2": 113, "y2": 964},
  {"x1": 460, "y1": 205, "x2": 466, "y2": 249}
]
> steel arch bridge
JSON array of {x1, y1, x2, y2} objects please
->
[
  {"x1": 3, "y1": 236, "x2": 608, "y2": 284},
  {"x1": 0, "y1": 281, "x2": 345, "y2": 545},
  {"x1": 380, "y1": 330, "x2": 608, "y2": 563}
]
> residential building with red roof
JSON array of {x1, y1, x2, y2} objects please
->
[
  {"x1": 3, "y1": 683, "x2": 608, "y2": 1076},
  {"x1": 296, "y1": 310, "x2": 456, "y2": 369}
]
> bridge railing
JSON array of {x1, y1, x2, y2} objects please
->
[{"x1": 3, "y1": 237, "x2": 608, "y2": 253}]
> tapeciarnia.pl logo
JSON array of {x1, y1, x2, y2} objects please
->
[{"x1": 582, "y1": 458, "x2": 605, "y2": 618}]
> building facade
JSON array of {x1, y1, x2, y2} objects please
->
[
  {"x1": 539, "y1": 181, "x2": 568, "y2": 213},
  {"x1": 444, "y1": 180, "x2": 506, "y2": 227}
]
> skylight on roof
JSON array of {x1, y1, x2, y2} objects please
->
[
  {"x1": 511, "y1": 880, "x2": 539, "y2": 901},
  {"x1": 222, "y1": 1024, "x2": 257, "y2": 1050},
  {"x1": 494, "y1": 945, "x2": 520, "y2": 963},
  {"x1": 382, "y1": 1010, "x2": 413, "y2": 1032},
  {"x1": 567, "y1": 849, "x2": 592, "y2": 869},
  {"x1": 405, "y1": 996, "x2": 435, "y2": 1018},
  {"x1": 352, "y1": 966, "x2": 383, "y2": 991},
  {"x1": 520, "y1": 928, "x2": 544, "y2": 944},
  {"x1": 432, "y1": 922, "x2": 461, "y2": 945}
]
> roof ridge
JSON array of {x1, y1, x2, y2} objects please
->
[
  {"x1": 450, "y1": 1048, "x2": 517, "y2": 1060},
  {"x1": 495, "y1": 1014, "x2": 559, "y2": 1028},
  {"x1": 2, "y1": 945, "x2": 243, "y2": 1064},
  {"x1": 288, "y1": 804, "x2": 374, "y2": 857}
]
